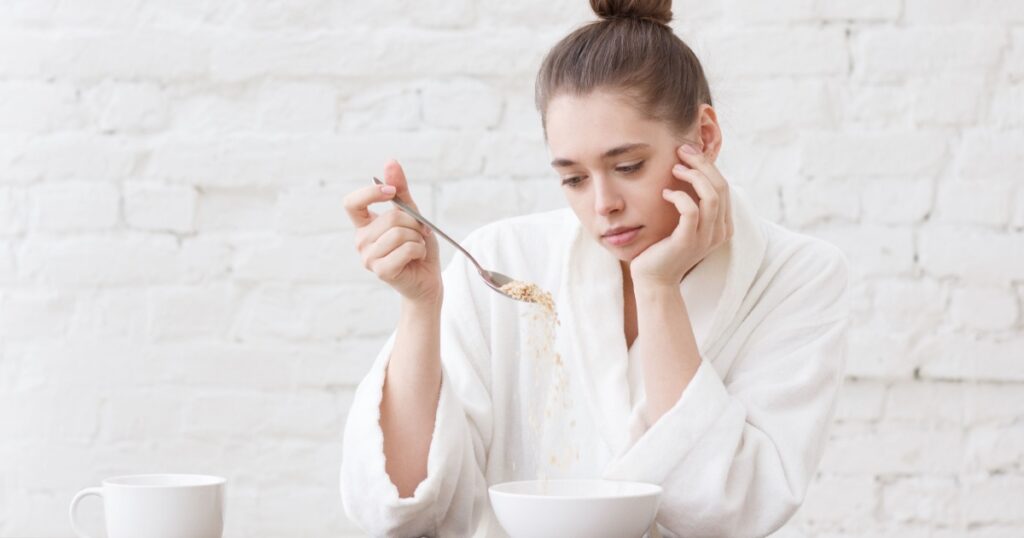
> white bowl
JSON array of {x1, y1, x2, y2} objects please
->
[{"x1": 488, "y1": 479, "x2": 661, "y2": 538}]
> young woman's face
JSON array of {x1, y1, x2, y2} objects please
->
[{"x1": 545, "y1": 90, "x2": 701, "y2": 262}]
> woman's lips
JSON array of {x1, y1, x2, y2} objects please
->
[{"x1": 602, "y1": 226, "x2": 642, "y2": 247}]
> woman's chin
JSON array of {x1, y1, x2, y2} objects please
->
[{"x1": 602, "y1": 240, "x2": 646, "y2": 263}]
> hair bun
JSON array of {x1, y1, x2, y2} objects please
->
[{"x1": 590, "y1": 0, "x2": 673, "y2": 25}]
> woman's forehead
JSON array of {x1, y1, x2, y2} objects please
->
[
  {"x1": 546, "y1": 91, "x2": 646, "y2": 128},
  {"x1": 545, "y1": 92, "x2": 673, "y2": 159}
]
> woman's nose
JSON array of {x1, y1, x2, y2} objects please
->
[{"x1": 593, "y1": 178, "x2": 624, "y2": 216}]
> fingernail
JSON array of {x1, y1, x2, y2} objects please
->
[
  {"x1": 673, "y1": 164, "x2": 686, "y2": 173},
  {"x1": 681, "y1": 144, "x2": 698, "y2": 154},
  {"x1": 380, "y1": 185, "x2": 396, "y2": 195}
]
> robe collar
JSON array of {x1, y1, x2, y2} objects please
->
[{"x1": 555, "y1": 186, "x2": 768, "y2": 456}]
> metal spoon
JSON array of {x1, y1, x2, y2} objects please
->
[{"x1": 371, "y1": 177, "x2": 526, "y2": 302}]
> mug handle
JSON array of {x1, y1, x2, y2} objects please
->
[{"x1": 69, "y1": 487, "x2": 103, "y2": 538}]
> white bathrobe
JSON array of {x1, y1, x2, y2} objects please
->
[{"x1": 340, "y1": 187, "x2": 849, "y2": 538}]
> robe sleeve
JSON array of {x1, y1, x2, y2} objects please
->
[
  {"x1": 604, "y1": 241, "x2": 850, "y2": 538},
  {"x1": 340, "y1": 234, "x2": 493, "y2": 537}
]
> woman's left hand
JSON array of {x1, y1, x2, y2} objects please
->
[{"x1": 629, "y1": 143, "x2": 734, "y2": 287}]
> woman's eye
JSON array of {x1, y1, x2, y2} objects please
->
[
  {"x1": 561, "y1": 176, "x2": 585, "y2": 187},
  {"x1": 616, "y1": 161, "x2": 644, "y2": 174}
]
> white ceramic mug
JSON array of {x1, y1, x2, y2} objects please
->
[{"x1": 69, "y1": 473, "x2": 225, "y2": 538}]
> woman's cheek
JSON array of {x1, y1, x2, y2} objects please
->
[{"x1": 656, "y1": 166, "x2": 677, "y2": 191}]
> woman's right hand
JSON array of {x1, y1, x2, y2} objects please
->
[{"x1": 344, "y1": 160, "x2": 442, "y2": 306}]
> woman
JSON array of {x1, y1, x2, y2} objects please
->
[{"x1": 340, "y1": 1, "x2": 849, "y2": 536}]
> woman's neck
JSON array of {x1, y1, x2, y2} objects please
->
[{"x1": 620, "y1": 260, "x2": 633, "y2": 289}]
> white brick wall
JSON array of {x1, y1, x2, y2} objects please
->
[{"x1": 1, "y1": 1, "x2": 1022, "y2": 537}]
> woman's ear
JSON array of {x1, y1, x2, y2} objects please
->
[{"x1": 695, "y1": 104, "x2": 723, "y2": 164}]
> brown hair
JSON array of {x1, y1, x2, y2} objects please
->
[{"x1": 535, "y1": 0, "x2": 713, "y2": 136}]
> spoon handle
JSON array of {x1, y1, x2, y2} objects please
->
[{"x1": 371, "y1": 177, "x2": 486, "y2": 274}]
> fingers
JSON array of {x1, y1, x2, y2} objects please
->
[
  {"x1": 381, "y1": 159, "x2": 421, "y2": 211},
  {"x1": 356, "y1": 208, "x2": 427, "y2": 252},
  {"x1": 676, "y1": 143, "x2": 727, "y2": 193},
  {"x1": 672, "y1": 164, "x2": 719, "y2": 235},
  {"x1": 344, "y1": 159, "x2": 424, "y2": 228},
  {"x1": 346, "y1": 160, "x2": 438, "y2": 289},
  {"x1": 371, "y1": 241, "x2": 428, "y2": 282},
  {"x1": 343, "y1": 184, "x2": 396, "y2": 228},
  {"x1": 362, "y1": 226, "x2": 427, "y2": 268},
  {"x1": 675, "y1": 144, "x2": 733, "y2": 240},
  {"x1": 673, "y1": 144, "x2": 734, "y2": 244},
  {"x1": 661, "y1": 188, "x2": 699, "y2": 238}
]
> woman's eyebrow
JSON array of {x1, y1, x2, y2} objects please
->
[{"x1": 550, "y1": 142, "x2": 650, "y2": 167}]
